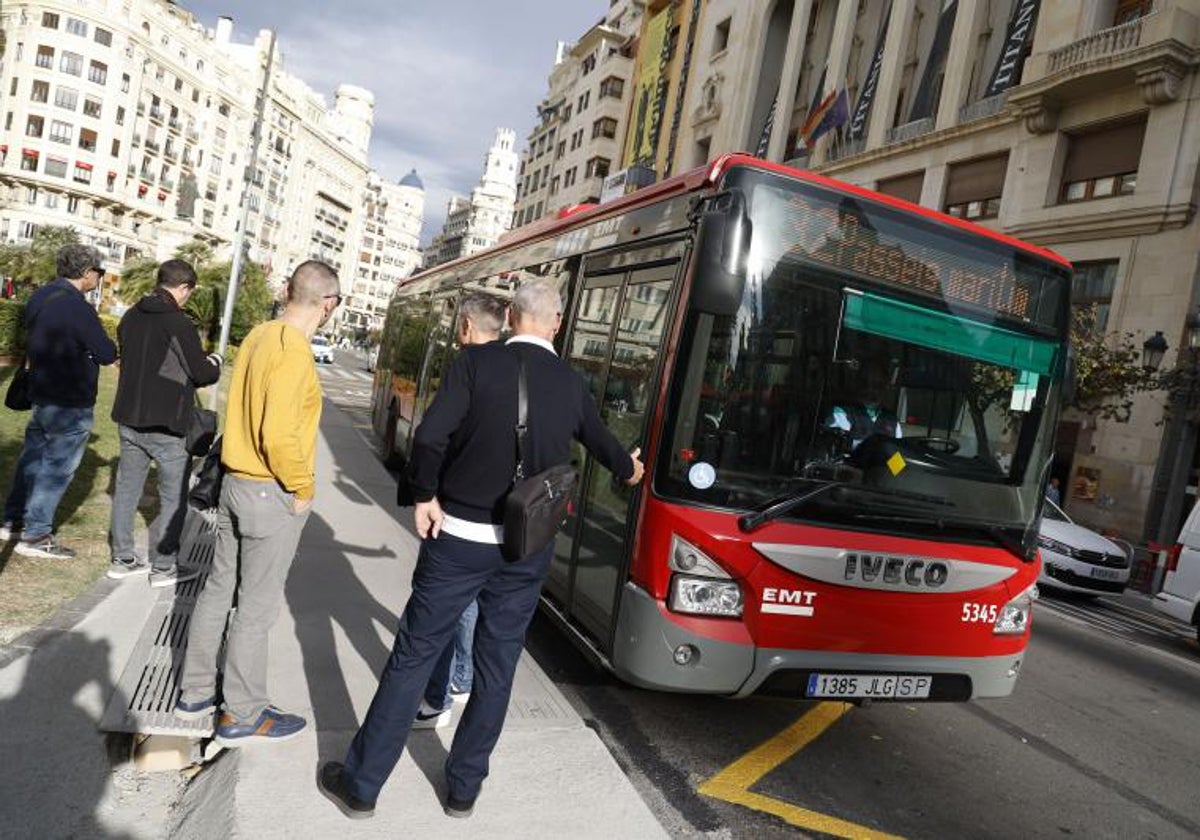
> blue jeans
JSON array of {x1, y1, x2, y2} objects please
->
[
  {"x1": 343, "y1": 533, "x2": 554, "y2": 805},
  {"x1": 4, "y1": 404, "x2": 93, "y2": 539},
  {"x1": 108, "y1": 425, "x2": 191, "y2": 571},
  {"x1": 423, "y1": 599, "x2": 479, "y2": 709}
]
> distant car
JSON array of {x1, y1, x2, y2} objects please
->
[
  {"x1": 311, "y1": 334, "x2": 335, "y2": 365},
  {"x1": 1037, "y1": 499, "x2": 1131, "y2": 595}
]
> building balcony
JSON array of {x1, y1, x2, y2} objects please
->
[
  {"x1": 149, "y1": 107, "x2": 163, "y2": 123},
  {"x1": 145, "y1": 140, "x2": 160, "y2": 154},
  {"x1": 958, "y1": 91, "x2": 1010, "y2": 125},
  {"x1": 886, "y1": 117, "x2": 935, "y2": 145},
  {"x1": 168, "y1": 117, "x2": 182, "y2": 133},
  {"x1": 186, "y1": 127, "x2": 200, "y2": 143},
  {"x1": 1011, "y1": 8, "x2": 1199, "y2": 133}
]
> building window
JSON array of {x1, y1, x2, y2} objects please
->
[
  {"x1": 88, "y1": 61, "x2": 108, "y2": 85},
  {"x1": 41, "y1": 12, "x2": 60, "y2": 28},
  {"x1": 79, "y1": 128, "x2": 97, "y2": 152},
  {"x1": 73, "y1": 162, "x2": 92, "y2": 183},
  {"x1": 55, "y1": 87, "x2": 79, "y2": 111},
  {"x1": 94, "y1": 27, "x2": 113, "y2": 47},
  {"x1": 116, "y1": 106, "x2": 125, "y2": 125},
  {"x1": 582, "y1": 53, "x2": 597, "y2": 75},
  {"x1": 1061, "y1": 117, "x2": 1145, "y2": 203},
  {"x1": 592, "y1": 117, "x2": 618, "y2": 139},
  {"x1": 1113, "y1": 0, "x2": 1154, "y2": 25},
  {"x1": 45, "y1": 157, "x2": 68, "y2": 178},
  {"x1": 8, "y1": 78, "x2": 16, "y2": 97},
  {"x1": 36, "y1": 45, "x2": 54, "y2": 69},
  {"x1": 60, "y1": 51, "x2": 83, "y2": 76},
  {"x1": 121, "y1": 74, "x2": 130, "y2": 93},
  {"x1": 21, "y1": 151, "x2": 39, "y2": 171},
  {"x1": 83, "y1": 98, "x2": 102, "y2": 118},
  {"x1": 875, "y1": 171, "x2": 925, "y2": 205},
  {"x1": 563, "y1": 104, "x2": 573, "y2": 121},
  {"x1": 585, "y1": 157, "x2": 611, "y2": 179},
  {"x1": 65, "y1": 17, "x2": 88, "y2": 37},
  {"x1": 49, "y1": 120, "x2": 72, "y2": 144},
  {"x1": 943, "y1": 153, "x2": 1008, "y2": 220},
  {"x1": 26, "y1": 115, "x2": 44, "y2": 137},
  {"x1": 111, "y1": 139, "x2": 120, "y2": 156},
  {"x1": 67, "y1": 195, "x2": 80, "y2": 213},
  {"x1": 31, "y1": 81, "x2": 50, "y2": 103},
  {"x1": 578, "y1": 90, "x2": 591, "y2": 111},
  {"x1": 556, "y1": 140, "x2": 566, "y2": 159},
  {"x1": 713, "y1": 17, "x2": 732, "y2": 56},
  {"x1": 1072, "y1": 261, "x2": 1119, "y2": 333},
  {"x1": 46, "y1": 192, "x2": 60, "y2": 209},
  {"x1": 599, "y1": 76, "x2": 624, "y2": 99}
]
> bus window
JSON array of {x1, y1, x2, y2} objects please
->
[{"x1": 411, "y1": 293, "x2": 458, "y2": 429}]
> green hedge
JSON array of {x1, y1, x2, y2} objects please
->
[{"x1": 0, "y1": 298, "x2": 121, "y2": 357}]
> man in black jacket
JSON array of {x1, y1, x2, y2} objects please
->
[
  {"x1": 3, "y1": 245, "x2": 117, "y2": 558},
  {"x1": 107, "y1": 259, "x2": 222, "y2": 586},
  {"x1": 319, "y1": 282, "x2": 644, "y2": 821}
]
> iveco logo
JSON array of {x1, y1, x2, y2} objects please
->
[{"x1": 844, "y1": 553, "x2": 949, "y2": 588}]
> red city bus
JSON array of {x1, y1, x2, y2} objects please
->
[{"x1": 373, "y1": 153, "x2": 1071, "y2": 702}]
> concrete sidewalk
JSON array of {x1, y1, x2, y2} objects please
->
[{"x1": 170, "y1": 399, "x2": 668, "y2": 838}]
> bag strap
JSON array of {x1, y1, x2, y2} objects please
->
[{"x1": 514, "y1": 351, "x2": 529, "y2": 482}]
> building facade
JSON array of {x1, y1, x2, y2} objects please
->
[
  {"x1": 0, "y1": 0, "x2": 375, "y2": 320},
  {"x1": 654, "y1": 0, "x2": 1200, "y2": 542},
  {"x1": 342, "y1": 168, "x2": 424, "y2": 337},
  {"x1": 512, "y1": 1, "x2": 644, "y2": 228},
  {"x1": 425, "y1": 127, "x2": 519, "y2": 268}
]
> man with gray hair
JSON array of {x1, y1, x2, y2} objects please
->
[
  {"x1": 177, "y1": 260, "x2": 341, "y2": 746},
  {"x1": 319, "y1": 281, "x2": 644, "y2": 820},
  {"x1": 3, "y1": 244, "x2": 117, "y2": 558}
]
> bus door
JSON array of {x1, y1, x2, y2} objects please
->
[{"x1": 547, "y1": 251, "x2": 681, "y2": 649}]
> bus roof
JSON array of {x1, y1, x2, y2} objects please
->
[{"x1": 405, "y1": 153, "x2": 1071, "y2": 286}]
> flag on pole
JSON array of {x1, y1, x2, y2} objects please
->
[
  {"x1": 755, "y1": 84, "x2": 780, "y2": 158},
  {"x1": 801, "y1": 89, "x2": 850, "y2": 149}
]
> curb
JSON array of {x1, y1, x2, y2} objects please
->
[{"x1": 0, "y1": 575, "x2": 123, "y2": 669}]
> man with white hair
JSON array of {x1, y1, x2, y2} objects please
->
[{"x1": 319, "y1": 281, "x2": 644, "y2": 821}]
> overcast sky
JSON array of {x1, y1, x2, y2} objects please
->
[{"x1": 184, "y1": 1, "x2": 605, "y2": 243}]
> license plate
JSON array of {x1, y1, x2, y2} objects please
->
[
  {"x1": 806, "y1": 673, "x2": 933, "y2": 699},
  {"x1": 1090, "y1": 567, "x2": 1122, "y2": 581}
]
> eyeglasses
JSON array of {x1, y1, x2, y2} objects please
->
[{"x1": 324, "y1": 293, "x2": 343, "y2": 307}]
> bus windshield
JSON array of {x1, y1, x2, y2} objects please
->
[{"x1": 656, "y1": 167, "x2": 1071, "y2": 549}]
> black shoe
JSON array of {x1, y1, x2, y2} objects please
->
[
  {"x1": 444, "y1": 793, "x2": 476, "y2": 819},
  {"x1": 317, "y1": 762, "x2": 375, "y2": 820}
]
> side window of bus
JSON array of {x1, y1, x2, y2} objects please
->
[
  {"x1": 386, "y1": 292, "x2": 435, "y2": 423},
  {"x1": 511, "y1": 258, "x2": 580, "y2": 356},
  {"x1": 412, "y1": 293, "x2": 458, "y2": 425}
]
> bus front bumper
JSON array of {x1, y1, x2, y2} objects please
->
[{"x1": 612, "y1": 583, "x2": 1025, "y2": 700}]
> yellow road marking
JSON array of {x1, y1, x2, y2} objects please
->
[{"x1": 698, "y1": 702, "x2": 904, "y2": 839}]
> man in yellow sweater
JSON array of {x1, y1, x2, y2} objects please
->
[{"x1": 176, "y1": 260, "x2": 341, "y2": 745}]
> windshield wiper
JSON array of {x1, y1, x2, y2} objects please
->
[
  {"x1": 738, "y1": 482, "x2": 952, "y2": 533},
  {"x1": 850, "y1": 512, "x2": 1033, "y2": 562}
]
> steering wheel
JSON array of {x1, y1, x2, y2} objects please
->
[{"x1": 908, "y1": 436, "x2": 960, "y2": 455}]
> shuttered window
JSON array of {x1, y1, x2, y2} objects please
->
[
  {"x1": 1061, "y1": 116, "x2": 1145, "y2": 203},
  {"x1": 876, "y1": 171, "x2": 924, "y2": 205},
  {"x1": 944, "y1": 153, "x2": 1008, "y2": 220}
]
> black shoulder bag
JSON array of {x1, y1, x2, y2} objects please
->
[
  {"x1": 188, "y1": 436, "x2": 224, "y2": 511},
  {"x1": 502, "y1": 353, "x2": 577, "y2": 562}
]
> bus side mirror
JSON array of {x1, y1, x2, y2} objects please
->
[{"x1": 691, "y1": 190, "x2": 751, "y2": 317}]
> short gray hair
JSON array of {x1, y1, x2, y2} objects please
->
[
  {"x1": 56, "y1": 244, "x2": 105, "y2": 280},
  {"x1": 511, "y1": 282, "x2": 562, "y2": 327},
  {"x1": 459, "y1": 292, "x2": 506, "y2": 336}
]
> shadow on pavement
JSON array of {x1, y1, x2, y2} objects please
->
[{"x1": 0, "y1": 632, "x2": 132, "y2": 839}]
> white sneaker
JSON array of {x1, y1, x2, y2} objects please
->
[
  {"x1": 0, "y1": 521, "x2": 19, "y2": 541},
  {"x1": 412, "y1": 700, "x2": 451, "y2": 730}
]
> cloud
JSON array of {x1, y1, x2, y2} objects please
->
[{"x1": 184, "y1": 1, "x2": 602, "y2": 242}]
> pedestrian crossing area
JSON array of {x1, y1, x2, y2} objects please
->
[
  {"x1": 315, "y1": 365, "x2": 373, "y2": 383},
  {"x1": 316, "y1": 363, "x2": 375, "y2": 409}
]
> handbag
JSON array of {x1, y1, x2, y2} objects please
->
[
  {"x1": 188, "y1": 436, "x2": 224, "y2": 511},
  {"x1": 502, "y1": 353, "x2": 577, "y2": 562},
  {"x1": 185, "y1": 406, "x2": 218, "y2": 456},
  {"x1": 4, "y1": 365, "x2": 31, "y2": 411}
]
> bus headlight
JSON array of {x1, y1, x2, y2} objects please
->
[
  {"x1": 669, "y1": 575, "x2": 744, "y2": 617},
  {"x1": 670, "y1": 535, "x2": 730, "y2": 578},
  {"x1": 993, "y1": 585, "x2": 1038, "y2": 635}
]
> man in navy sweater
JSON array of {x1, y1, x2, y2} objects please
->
[
  {"x1": 3, "y1": 245, "x2": 117, "y2": 558},
  {"x1": 319, "y1": 282, "x2": 645, "y2": 820}
]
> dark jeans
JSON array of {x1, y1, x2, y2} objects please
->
[
  {"x1": 4, "y1": 404, "x2": 93, "y2": 539},
  {"x1": 109, "y1": 425, "x2": 191, "y2": 571},
  {"x1": 423, "y1": 599, "x2": 479, "y2": 709},
  {"x1": 343, "y1": 533, "x2": 553, "y2": 804}
]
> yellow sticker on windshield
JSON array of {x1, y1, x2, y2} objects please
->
[{"x1": 887, "y1": 452, "x2": 907, "y2": 476}]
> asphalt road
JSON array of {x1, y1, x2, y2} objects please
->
[{"x1": 318, "y1": 356, "x2": 1200, "y2": 840}]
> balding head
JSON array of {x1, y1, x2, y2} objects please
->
[{"x1": 511, "y1": 282, "x2": 562, "y2": 339}]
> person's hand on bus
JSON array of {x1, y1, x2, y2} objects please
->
[
  {"x1": 415, "y1": 498, "x2": 444, "y2": 539},
  {"x1": 625, "y1": 447, "x2": 645, "y2": 486}
]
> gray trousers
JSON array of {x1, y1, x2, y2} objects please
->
[
  {"x1": 109, "y1": 425, "x2": 190, "y2": 571},
  {"x1": 179, "y1": 474, "x2": 310, "y2": 722}
]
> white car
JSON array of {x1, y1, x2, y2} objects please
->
[
  {"x1": 311, "y1": 335, "x2": 335, "y2": 365},
  {"x1": 1154, "y1": 502, "x2": 1200, "y2": 642},
  {"x1": 1037, "y1": 499, "x2": 1131, "y2": 595}
]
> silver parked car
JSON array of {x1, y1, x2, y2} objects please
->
[{"x1": 1037, "y1": 499, "x2": 1131, "y2": 595}]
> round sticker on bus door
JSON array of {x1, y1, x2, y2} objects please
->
[{"x1": 688, "y1": 462, "x2": 716, "y2": 490}]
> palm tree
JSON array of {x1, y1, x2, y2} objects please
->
[
  {"x1": 115, "y1": 257, "x2": 159, "y2": 304},
  {"x1": 174, "y1": 239, "x2": 214, "y2": 270}
]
